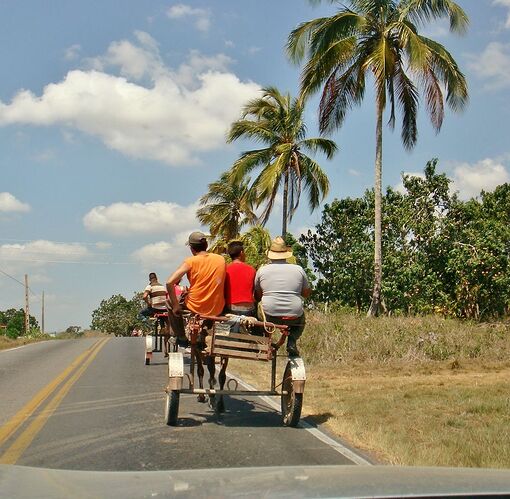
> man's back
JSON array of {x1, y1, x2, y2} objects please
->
[
  {"x1": 185, "y1": 252, "x2": 226, "y2": 316},
  {"x1": 144, "y1": 282, "x2": 167, "y2": 311},
  {"x1": 255, "y1": 261, "x2": 309, "y2": 317},
  {"x1": 225, "y1": 261, "x2": 256, "y2": 306}
]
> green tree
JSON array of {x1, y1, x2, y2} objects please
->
[
  {"x1": 197, "y1": 171, "x2": 257, "y2": 242},
  {"x1": 443, "y1": 187, "x2": 510, "y2": 319},
  {"x1": 90, "y1": 294, "x2": 144, "y2": 336},
  {"x1": 240, "y1": 225, "x2": 272, "y2": 269},
  {"x1": 288, "y1": 0, "x2": 468, "y2": 316},
  {"x1": 300, "y1": 196, "x2": 373, "y2": 310},
  {"x1": 227, "y1": 86, "x2": 337, "y2": 236},
  {"x1": 0, "y1": 308, "x2": 38, "y2": 338}
]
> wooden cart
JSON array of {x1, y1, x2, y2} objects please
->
[{"x1": 164, "y1": 313, "x2": 306, "y2": 427}]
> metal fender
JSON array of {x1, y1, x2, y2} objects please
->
[
  {"x1": 167, "y1": 352, "x2": 184, "y2": 390},
  {"x1": 145, "y1": 335, "x2": 154, "y2": 353},
  {"x1": 288, "y1": 357, "x2": 306, "y2": 393}
]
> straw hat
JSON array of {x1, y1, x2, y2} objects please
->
[{"x1": 267, "y1": 236, "x2": 293, "y2": 260}]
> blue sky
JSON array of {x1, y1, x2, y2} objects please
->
[{"x1": 0, "y1": 0, "x2": 509, "y2": 331}]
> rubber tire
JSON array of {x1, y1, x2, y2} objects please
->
[
  {"x1": 165, "y1": 390, "x2": 180, "y2": 426},
  {"x1": 145, "y1": 357, "x2": 150, "y2": 365},
  {"x1": 281, "y1": 362, "x2": 303, "y2": 427}
]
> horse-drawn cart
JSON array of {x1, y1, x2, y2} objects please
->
[{"x1": 164, "y1": 313, "x2": 306, "y2": 427}]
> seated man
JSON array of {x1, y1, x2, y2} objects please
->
[
  {"x1": 140, "y1": 272, "x2": 170, "y2": 355},
  {"x1": 254, "y1": 236, "x2": 311, "y2": 357},
  {"x1": 224, "y1": 241, "x2": 256, "y2": 317},
  {"x1": 166, "y1": 231, "x2": 226, "y2": 343}
]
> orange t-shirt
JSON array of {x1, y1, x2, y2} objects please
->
[{"x1": 184, "y1": 252, "x2": 226, "y2": 316}]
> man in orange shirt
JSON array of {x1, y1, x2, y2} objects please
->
[{"x1": 166, "y1": 232, "x2": 226, "y2": 340}]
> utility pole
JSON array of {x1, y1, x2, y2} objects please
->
[
  {"x1": 42, "y1": 291, "x2": 45, "y2": 334},
  {"x1": 24, "y1": 274, "x2": 30, "y2": 335}
]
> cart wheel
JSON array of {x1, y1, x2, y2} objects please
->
[
  {"x1": 165, "y1": 390, "x2": 180, "y2": 426},
  {"x1": 281, "y1": 362, "x2": 303, "y2": 427},
  {"x1": 145, "y1": 357, "x2": 150, "y2": 365}
]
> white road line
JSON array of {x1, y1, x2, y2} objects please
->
[
  {"x1": 226, "y1": 371, "x2": 372, "y2": 466},
  {"x1": 0, "y1": 340, "x2": 51, "y2": 353}
]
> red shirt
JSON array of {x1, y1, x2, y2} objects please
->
[{"x1": 225, "y1": 261, "x2": 256, "y2": 305}]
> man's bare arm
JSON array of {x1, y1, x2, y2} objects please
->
[
  {"x1": 166, "y1": 262, "x2": 190, "y2": 310},
  {"x1": 301, "y1": 286, "x2": 312, "y2": 299},
  {"x1": 142, "y1": 290, "x2": 151, "y2": 305}
]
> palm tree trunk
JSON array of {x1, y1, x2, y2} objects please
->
[
  {"x1": 282, "y1": 167, "x2": 289, "y2": 236},
  {"x1": 368, "y1": 97, "x2": 386, "y2": 317}
]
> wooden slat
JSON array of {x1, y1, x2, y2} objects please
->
[
  {"x1": 214, "y1": 339, "x2": 270, "y2": 351},
  {"x1": 214, "y1": 331, "x2": 270, "y2": 344},
  {"x1": 212, "y1": 347, "x2": 271, "y2": 361}
]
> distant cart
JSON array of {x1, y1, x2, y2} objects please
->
[
  {"x1": 144, "y1": 312, "x2": 169, "y2": 365},
  {"x1": 164, "y1": 313, "x2": 306, "y2": 427}
]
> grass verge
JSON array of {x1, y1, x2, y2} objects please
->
[
  {"x1": 0, "y1": 335, "x2": 53, "y2": 351},
  {"x1": 228, "y1": 312, "x2": 510, "y2": 468}
]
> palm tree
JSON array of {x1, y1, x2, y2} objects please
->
[
  {"x1": 197, "y1": 171, "x2": 257, "y2": 243},
  {"x1": 227, "y1": 86, "x2": 337, "y2": 236},
  {"x1": 241, "y1": 225, "x2": 272, "y2": 269},
  {"x1": 287, "y1": 0, "x2": 468, "y2": 316}
]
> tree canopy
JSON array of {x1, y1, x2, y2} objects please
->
[
  {"x1": 90, "y1": 293, "x2": 145, "y2": 336},
  {"x1": 301, "y1": 160, "x2": 510, "y2": 319}
]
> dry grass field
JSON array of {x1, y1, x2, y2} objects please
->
[{"x1": 229, "y1": 312, "x2": 510, "y2": 468}]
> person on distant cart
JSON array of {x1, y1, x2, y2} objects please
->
[
  {"x1": 254, "y1": 237, "x2": 311, "y2": 357},
  {"x1": 166, "y1": 231, "x2": 226, "y2": 345},
  {"x1": 224, "y1": 240, "x2": 256, "y2": 317},
  {"x1": 140, "y1": 272, "x2": 169, "y2": 355}
]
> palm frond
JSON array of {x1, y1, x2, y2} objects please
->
[
  {"x1": 299, "y1": 154, "x2": 331, "y2": 210},
  {"x1": 299, "y1": 137, "x2": 338, "y2": 159},
  {"x1": 399, "y1": 0, "x2": 469, "y2": 35},
  {"x1": 229, "y1": 148, "x2": 273, "y2": 184},
  {"x1": 394, "y1": 61, "x2": 419, "y2": 149},
  {"x1": 418, "y1": 35, "x2": 468, "y2": 112}
]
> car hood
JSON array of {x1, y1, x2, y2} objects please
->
[{"x1": 1, "y1": 464, "x2": 510, "y2": 498}]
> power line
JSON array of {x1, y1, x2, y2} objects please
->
[
  {"x1": 0, "y1": 268, "x2": 38, "y2": 296},
  {"x1": 0, "y1": 268, "x2": 26, "y2": 288}
]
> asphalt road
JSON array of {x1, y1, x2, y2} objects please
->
[{"x1": 0, "y1": 338, "x2": 368, "y2": 471}]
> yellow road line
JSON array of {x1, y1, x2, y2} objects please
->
[
  {"x1": 0, "y1": 338, "x2": 104, "y2": 448},
  {"x1": 0, "y1": 338, "x2": 109, "y2": 464}
]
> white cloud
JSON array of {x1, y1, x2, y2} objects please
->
[
  {"x1": 0, "y1": 32, "x2": 260, "y2": 166},
  {"x1": 64, "y1": 44, "x2": 81, "y2": 61},
  {"x1": 132, "y1": 240, "x2": 184, "y2": 269},
  {"x1": 224, "y1": 40, "x2": 235, "y2": 48},
  {"x1": 451, "y1": 158, "x2": 510, "y2": 199},
  {"x1": 348, "y1": 168, "x2": 361, "y2": 177},
  {"x1": 167, "y1": 4, "x2": 211, "y2": 31},
  {"x1": 493, "y1": 0, "x2": 510, "y2": 29},
  {"x1": 83, "y1": 200, "x2": 200, "y2": 236},
  {"x1": 248, "y1": 46, "x2": 261, "y2": 55},
  {"x1": 466, "y1": 42, "x2": 510, "y2": 90},
  {"x1": 0, "y1": 192, "x2": 30, "y2": 213},
  {"x1": 0, "y1": 240, "x2": 90, "y2": 264}
]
